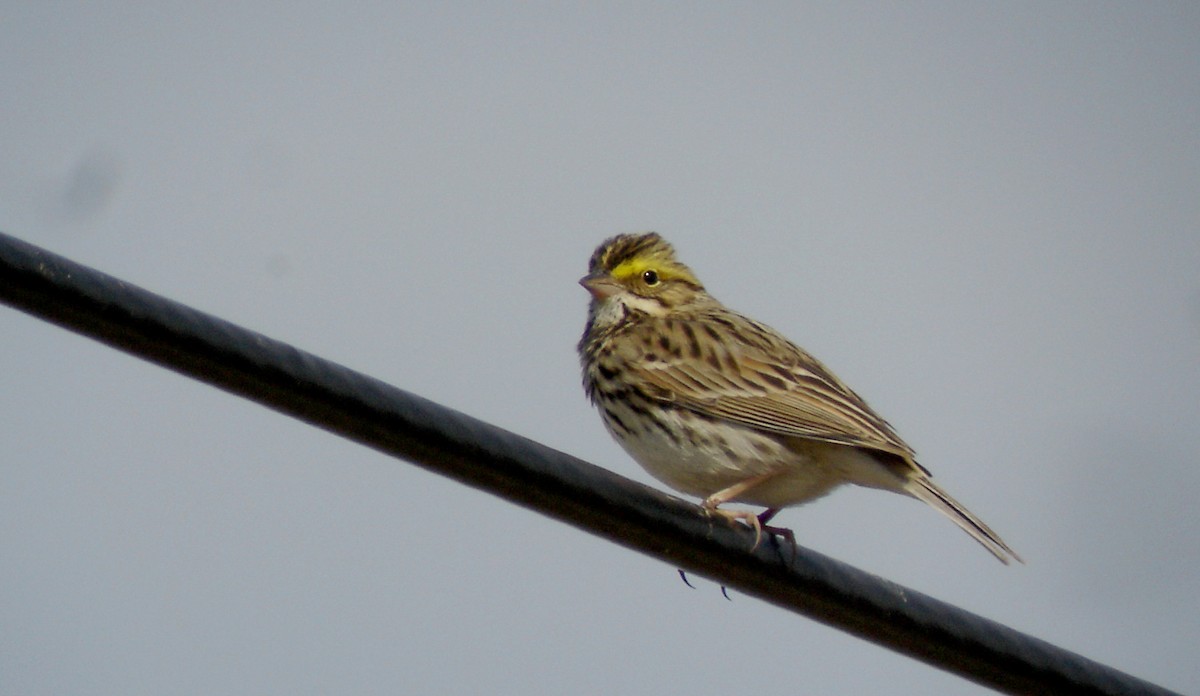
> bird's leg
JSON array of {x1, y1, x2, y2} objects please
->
[
  {"x1": 756, "y1": 507, "x2": 798, "y2": 562},
  {"x1": 702, "y1": 472, "x2": 784, "y2": 550},
  {"x1": 757, "y1": 507, "x2": 780, "y2": 525},
  {"x1": 756, "y1": 507, "x2": 794, "y2": 544}
]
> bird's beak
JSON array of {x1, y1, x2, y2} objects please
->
[{"x1": 579, "y1": 273, "x2": 622, "y2": 300}]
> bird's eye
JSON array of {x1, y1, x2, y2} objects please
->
[{"x1": 642, "y1": 270, "x2": 660, "y2": 286}]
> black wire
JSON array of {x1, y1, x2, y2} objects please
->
[{"x1": 0, "y1": 230, "x2": 1182, "y2": 696}]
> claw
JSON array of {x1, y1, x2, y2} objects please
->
[{"x1": 703, "y1": 504, "x2": 765, "y2": 549}]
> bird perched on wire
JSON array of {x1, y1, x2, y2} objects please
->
[{"x1": 577, "y1": 232, "x2": 1020, "y2": 564}]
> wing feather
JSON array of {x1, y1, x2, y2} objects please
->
[{"x1": 630, "y1": 312, "x2": 915, "y2": 458}]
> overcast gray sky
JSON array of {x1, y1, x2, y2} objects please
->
[{"x1": 3, "y1": 4, "x2": 1198, "y2": 695}]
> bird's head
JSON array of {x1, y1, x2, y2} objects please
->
[{"x1": 579, "y1": 232, "x2": 708, "y2": 316}]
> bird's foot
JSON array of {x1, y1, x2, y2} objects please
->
[
  {"x1": 754, "y1": 507, "x2": 798, "y2": 561},
  {"x1": 702, "y1": 503, "x2": 765, "y2": 550}
]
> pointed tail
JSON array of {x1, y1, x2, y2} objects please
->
[{"x1": 905, "y1": 476, "x2": 1023, "y2": 565}]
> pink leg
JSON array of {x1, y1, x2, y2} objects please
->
[{"x1": 702, "y1": 473, "x2": 785, "y2": 550}]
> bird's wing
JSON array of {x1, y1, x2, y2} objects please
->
[{"x1": 630, "y1": 314, "x2": 916, "y2": 459}]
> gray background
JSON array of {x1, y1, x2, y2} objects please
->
[{"x1": 3, "y1": 4, "x2": 1198, "y2": 695}]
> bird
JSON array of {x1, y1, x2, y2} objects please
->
[{"x1": 577, "y1": 232, "x2": 1021, "y2": 564}]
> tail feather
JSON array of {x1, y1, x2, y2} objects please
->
[{"x1": 905, "y1": 476, "x2": 1023, "y2": 565}]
